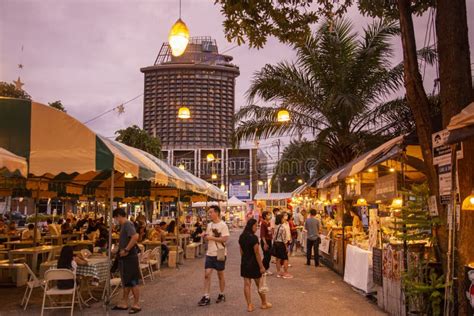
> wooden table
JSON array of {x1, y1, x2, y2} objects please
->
[
  {"x1": 0, "y1": 234, "x2": 20, "y2": 243},
  {"x1": 44, "y1": 233, "x2": 79, "y2": 245},
  {"x1": 141, "y1": 240, "x2": 162, "y2": 250},
  {"x1": 66, "y1": 240, "x2": 94, "y2": 251},
  {"x1": 3, "y1": 240, "x2": 35, "y2": 250},
  {"x1": 165, "y1": 234, "x2": 190, "y2": 257},
  {"x1": 9, "y1": 245, "x2": 61, "y2": 273}
]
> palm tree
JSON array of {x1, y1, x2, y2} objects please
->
[{"x1": 235, "y1": 18, "x2": 436, "y2": 180}]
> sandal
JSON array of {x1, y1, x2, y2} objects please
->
[
  {"x1": 261, "y1": 302, "x2": 272, "y2": 309},
  {"x1": 129, "y1": 307, "x2": 142, "y2": 314},
  {"x1": 247, "y1": 304, "x2": 255, "y2": 312},
  {"x1": 112, "y1": 305, "x2": 128, "y2": 310}
]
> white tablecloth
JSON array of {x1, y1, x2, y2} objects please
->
[{"x1": 343, "y1": 244, "x2": 376, "y2": 293}]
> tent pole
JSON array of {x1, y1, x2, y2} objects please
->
[
  {"x1": 33, "y1": 177, "x2": 41, "y2": 247},
  {"x1": 176, "y1": 189, "x2": 180, "y2": 270},
  {"x1": 106, "y1": 170, "x2": 114, "y2": 307}
]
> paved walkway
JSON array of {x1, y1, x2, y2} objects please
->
[{"x1": 0, "y1": 229, "x2": 386, "y2": 315}]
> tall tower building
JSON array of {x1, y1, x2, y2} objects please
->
[{"x1": 141, "y1": 37, "x2": 264, "y2": 201}]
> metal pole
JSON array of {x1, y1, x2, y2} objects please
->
[
  {"x1": 33, "y1": 178, "x2": 41, "y2": 247},
  {"x1": 106, "y1": 170, "x2": 114, "y2": 306},
  {"x1": 176, "y1": 189, "x2": 180, "y2": 270}
]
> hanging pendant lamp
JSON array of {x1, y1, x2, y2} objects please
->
[{"x1": 168, "y1": 0, "x2": 189, "y2": 57}]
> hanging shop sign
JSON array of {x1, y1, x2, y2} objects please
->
[
  {"x1": 230, "y1": 181, "x2": 250, "y2": 200},
  {"x1": 373, "y1": 247, "x2": 383, "y2": 286},
  {"x1": 375, "y1": 174, "x2": 397, "y2": 201},
  {"x1": 432, "y1": 129, "x2": 463, "y2": 165},
  {"x1": 438, "y1": 164, "x2": 451, "y2": 205},
  {"x1": 320, "y1": 234, "x2": 330, "y2": 254}
]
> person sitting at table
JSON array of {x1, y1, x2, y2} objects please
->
[
  {"x1": 7, "y1": 221, "x2": 18, "y2": 235},
  {"x1": 179, "y1": 224, "x2": 189, "y2": 234},
  {"x1": 47, "y1": 218, "x2": 61, "y2": 236},
  {"x1": 156, "y1": 222, "x2": 169, "y2": 264},
  {"x1": 61, "y1": 218, "x2": 74, "y2": 235},
  {"x1": 166, "y1": 220, "x2": 176, "y2": 235},
  {"x1": 75, "y1": 215, "x2": 88, "y2": 231},
  {"x1": 57, "y1": 245, "x2": 87, "y2": 289},
  {"x1": 21, "y1": 223, "x2": 41, "y2": 240},
  {"x1": 0, "y1": 219, "x2": 7, "y2": 234}
]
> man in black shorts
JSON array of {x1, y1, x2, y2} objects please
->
[{"x1": 198, "y1": 206, "x2": 230, "y2": 306}]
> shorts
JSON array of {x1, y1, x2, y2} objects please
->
[
  {"x1": 205, "y1": 255, "x2": 226, "y2": 271},
  {"x1": 272, "y1": 241, "x2": 288, "y2": 260}
]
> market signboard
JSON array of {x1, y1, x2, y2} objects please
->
[
  {"x1": 319, "y1": 234, "x2": 330, "y2": 254},
  {"x1": 373, "y1": 247, "x2": 383, "y2": 286},
  {"x1": 375, "y1": 174, "x2": 397, "y2": 201},
  {"x1": 438, "y1": 164, "x2": 451, "y2": 204},
  {"x1": 432, "y1": 129, "x2": 462, "y2": 165},
  {"x1": 229, "y1": 181, "x2": 250, "y2": 200}
]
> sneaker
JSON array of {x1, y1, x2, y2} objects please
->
[
  {"x1": 288, "y1": 264, "x2": 292, "y2": 267},
  {"x1": 198, "y1": 296, "x2": 211, "y2": 306},
  {"x1": 265, "y1": 270, "x2": 273, "y2": 276},
  {"x1": 282, "y1": 273, "x2": 294, "y2": 279},
  {"x1": 216, "y1": 294, "x2": 226, "y2": 303}
]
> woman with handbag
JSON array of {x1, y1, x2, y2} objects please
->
[
  {"x1": 239, "y1": 218, "x2": 272, "y2": 312},
  {"x1": 272, "y1": 214, "x2": 293, "y2": 279}
]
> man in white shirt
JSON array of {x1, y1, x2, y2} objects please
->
[{"x1": 198, "y1": 206, "x2": 229, "y2": 307}]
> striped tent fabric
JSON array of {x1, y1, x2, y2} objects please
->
[
  {"x1": 0, "y1": 98, "x2": 225, "y2": 200},
  {"x1": 0, "y1": 147, "x2": 28, "y2": 177}
]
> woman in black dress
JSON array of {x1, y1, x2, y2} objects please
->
[{"x1": 239, "y1": 218, "x2": 272, "y2": 312}]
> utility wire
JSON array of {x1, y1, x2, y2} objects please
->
[{"x1": 82, "y1": 93, "x2": 143, "y2": 125}]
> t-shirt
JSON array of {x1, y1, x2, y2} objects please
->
[
  {"x1": 260, "y1": 221, "x2": 272, "y2": 241},
  {"x1": 283, "y1": 222, "x2": 291, "y2": 242},
  {"x1": 205, "y1": 220, "x2": 230, "y2": 257},
  {"x1": 305, "y1": 217, "x2": 321, "y2": 241},
  {"x1": 119, "y1": 220, "x2": 137, "y2": 251},
  {"x1": 273, "y1": 224, "x2": 287, "y2": 243}
]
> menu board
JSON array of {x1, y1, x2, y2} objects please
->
[{"x1": 373, "y1": 247, "x2": 383, "y2": 286}]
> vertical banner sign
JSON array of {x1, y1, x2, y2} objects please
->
[
  {"x1": 432, "y1": 129, "x2": 463, "y2": 166},
  {"x1": 438, "y1": 164, "x2": 452, "y2": 205},
  {"x1": 428, "y1": 195, "x2": 439, "y2": 216}
]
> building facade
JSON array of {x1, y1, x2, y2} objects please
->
[{"x1": 140, "y1": 37, "x2": 264, "y2": 200}]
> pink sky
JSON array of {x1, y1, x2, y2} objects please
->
[{"x1": 1, "y1": 0, "x2": 473, "y2": 154}]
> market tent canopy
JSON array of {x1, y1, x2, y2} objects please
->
[
  {"x1": 446, "y1": 102, "x2": 474, "y2": 144},
  {"x1": 254, "y1": 192, "x2": 292, "y2": 201},
  {"x1": 0, "y1": 147, "x2": 27, "y2": 177},
  {"x1": 192, "y1": 196, "x2": 245, "y2": 208},
  {"x1": 227, "y1": 196, "x2": 246, "y2": 207},
  {"x1": 292, "y1": 177, "x2": 318, "y2": 196},
  {"x1": 316, "y1": 134, "x2": 423, "y2": 189}
]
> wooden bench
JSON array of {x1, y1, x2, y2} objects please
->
[
  {"x1": 168, "y1": 247, "x2": 184, "y2": 268},
  {"x1": 0, "y1": 263, "x2": 28, "y2": 287},
  {"x1": 185, "y1": 243, "x2": 200, "y2": 259}
]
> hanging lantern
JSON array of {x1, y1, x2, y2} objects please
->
[
  {"x1": 178, "y1": 106, "x2": 190, "y2": 119},
  {"x1": 277, "y1": 109, "x2": 290, "y2": 122},
  {"x1": 178, "y1": 164, "x2": 185, "y2": 170},
  {"x1": 390, "y1": 198, "x2": 403, "y2": 209},
  {"x1": 124, "y1": 172, "x2": 134, "y2": 179},
  {"x1": 258, "y1": 180, "x2": 264, "y2": 186},
  {"x1": 354, "y1": 198, "x2": 367, "y2": 207},
  {"x1": 368, "y1": 168, "x2": 374, "y2": 173},
  {"x1": 297, "y1": 179, "x2": 304, "y2": 184},
  {"x1": 168, "y1": 18, "x2": 189, "y2": 57},
  {"x1": 389, "y1": 167, "x2": 395, "y2": 173},
  {"x1": 461, "y1": 191, "x2": 474, "y2": 211},
  {"x1": 211, "y1": 173, "x2": 217, "y2": 180},
  {"x1": 206, "y1": 153, "x2": 215, "y2": 162}
]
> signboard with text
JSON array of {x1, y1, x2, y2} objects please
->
[
  {"x1": 229, "y1": 181, "x2": 250, "y2": 200},
  {"x1": 375, "y1": 174, "x2": 398, "y2": 201},
  {"x1": 432, "y1": 129, "x2": 463, "y2": 165}
]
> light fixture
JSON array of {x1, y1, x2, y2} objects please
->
[
  {"x1": 168, "y1": 0, "x2": 189, "y2": 57},
  {"x1": 178, "y1": 106, "x2": 190, "y2": 119},
  {"x1": 349, "y1": 178, "x2": 355, "y2": 183},
  {"x1": 277, "y1": 109, "x2": 290, "y2": 122},
  {"x1": 247, "y1": 190, "x2": 251, "y2": 194},
  {"x1": 297, "y1": 179, "x2": 303, "y2": 184},
  {"x1": 368, "y1": 168, "x2": 374, "y2": 173},
  {"x1": 258, "y1": 180, "x2": 264, "y2": 186},
  {"x1": 220, "y1": 184, "x2": 225, "y2": 191},
  {"x1": 240, "y1": 182, "x2": 245, "y2": 186},
  {"x1": 461, "y1": 191, "x2": 474, "y2": 211},
  {"x1": 211, "y1": 173, "x2": 217, "y2": 180},
  {"x1": 206, "y1": 153, "x2": 215, "y2": 162},
  {"x1": 124, "y1": 172, "x2": 134, "y2": 179},
  {"x1": 391, "y1": 198, "x2": 403, "y2": 209},
  {"x1": 178, "y1": 163, "x2": 185, "y2": 170},
  {"x1": 354, "y1": 198, "x2": 368, "y2": 207},
  {"x1": 389, "y1": 167, "x2": 395, "y2": 173},
  {"x1": 332, "y1": 198, "x2": 339, "y2": 204}
]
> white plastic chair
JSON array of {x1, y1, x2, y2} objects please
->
[
  {"x1": 139, "y1": 250, "x2": 153, "y2": 283},
  {"x1": 40, "y1": 269, "x2": 80, "y2": 316},
  {"x1": 148, "y1": 246, "x2": 161, "y2": 276},
  {"x1": 21, "y1": 263, "x2": 45, "y2": 310},
  {"x1": 101, "y1": 275, "x2": 122, "y2": 301}
]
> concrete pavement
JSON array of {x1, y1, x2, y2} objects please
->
[{"x1": 0, "y1": 228, "x2": 386, "y2": 315}]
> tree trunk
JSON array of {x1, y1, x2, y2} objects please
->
[{"x1": 436, "y1": 0, "x2": 473, "y2": 314}]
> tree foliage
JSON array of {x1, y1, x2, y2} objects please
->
[
  {"x1": 235, "y1": 19, "x2": 435, "y2": 177},
  {"x1": 48, "y1": 100, "x2": 66, "y2": 112},
  {"x1": 0, "y1": 82, "x2": 31, "y2": 100},
  {"x1": 115, "y1": 125, "x2": 162, "y2": 158}
]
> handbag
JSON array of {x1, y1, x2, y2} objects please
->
[
  {"x1": 270, "y1": 226, "x2": 282, "y2": 256},
  {"x1": 258, "y1": 274, "x2": 269, "y2": 294}
]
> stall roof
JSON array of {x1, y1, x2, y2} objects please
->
[
  {"x1": 292, "y1": 177, "x2": 318, "y2": 196},
  {"x1": 447, "y1": 101, "x2": 474, "y2": 144},
  {"x1": 316, "y1": 134, "x2": 420, "y2": 189},
  {"x1": 254, "y1": 192, "x2": 292, "y2": 201},
  {"x1": 0, "y1": 147, "x2": 27, "y2": 177}
]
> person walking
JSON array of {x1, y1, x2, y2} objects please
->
[
  {"x1": 305, "y1": 209, "x2": 321, "y2": 267},
  {"x1": 288, "y1": 213, "x2": 298, "y2": 256},
  {"x1": 239, "y1": 218, "x2": 272, "y2": 312},
  {"x1": 273, "y1": 214, "x2": 293, "y2": 279},
  {"x1": 112, "y1": 208, "x2": 142, "y2": 314},
  {"x1": 259, "y1": 211, "x2": 273, "y2": 275},
  {"x1": 198, "y1": 205, "x2": 230, "y2": 306}
]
